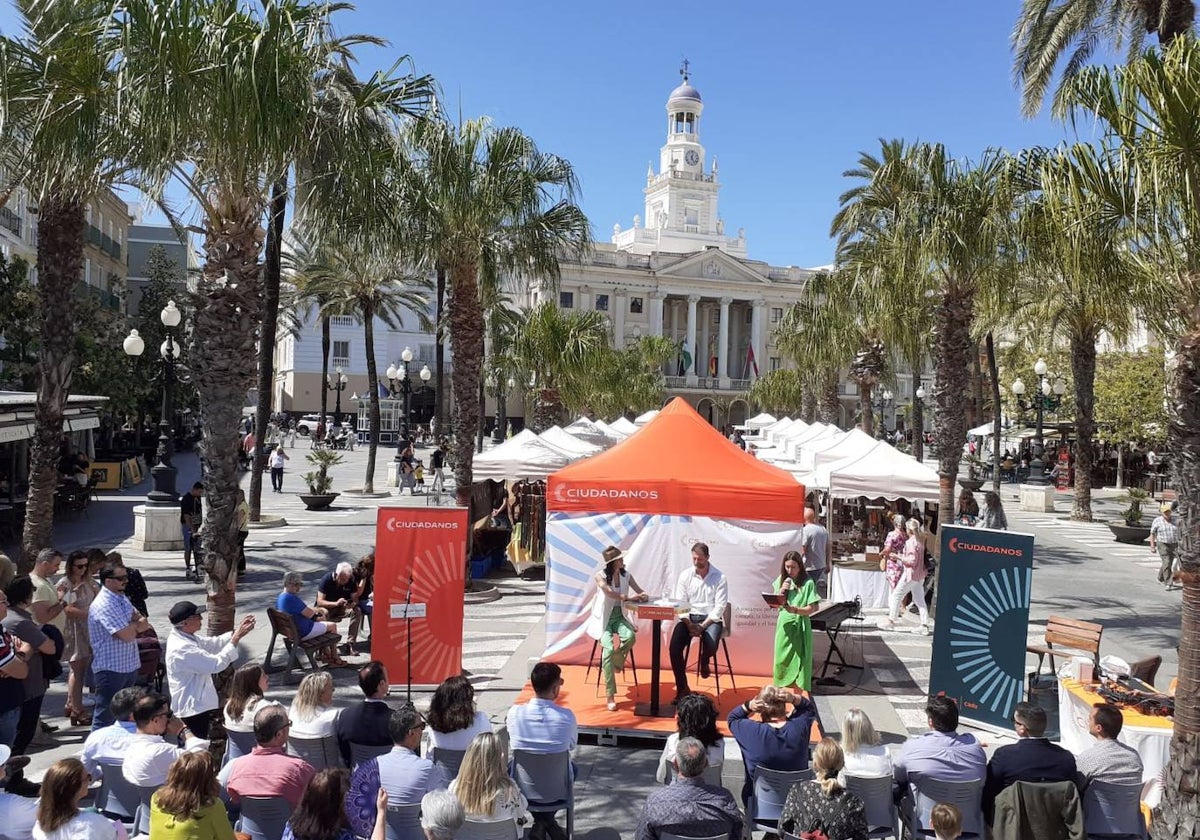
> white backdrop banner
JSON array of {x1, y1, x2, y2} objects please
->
[{"x1": 545, "y1": 511, "x2": 805, "y2": 677}]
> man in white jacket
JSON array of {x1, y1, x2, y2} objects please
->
[{"x1": 164, "y1": 600, "x2": 255, "y2": 738}]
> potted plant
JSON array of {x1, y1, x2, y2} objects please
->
[
  {"x1": 959, "y1": 454, "x2": 985, "y2": 492},
  {"x1": 1108, "y1": 487, "x2": 1152, "y2": 544},
  {"x1": 299, "y1": 448, "x2": 345, "y2": 511}
]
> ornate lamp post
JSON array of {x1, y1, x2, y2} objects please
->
[
  {"x1": 328, "y1": 366, "x2": 348, "y2": 426},
  {"x1": 1011, "y1": 357, "x2": 1066, "y2": 484},
  {"x1": 123, "y1": 300, "x2": 184, "y2": 506},
  {"x1": 872, "y1": 388, "x2": 894, "y2": 439}
]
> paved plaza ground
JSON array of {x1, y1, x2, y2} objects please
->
[{"x1": 0, "y1": 438, "x2": 1182, "y2": 839}]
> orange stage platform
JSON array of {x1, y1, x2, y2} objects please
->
[{"x1": 513, "y1": 664, "x2": 823, "y2": 743}]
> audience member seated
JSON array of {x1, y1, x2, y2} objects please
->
[
  {"x1": 840, "y1": 708, "x2": 893, "y2": 780},
  {"x1": 289, "y1": 672, "x2": 341, "y2": 739},
  {"x1": 285, "y1": 768, "x2": 358, "y2": 840},
  {"x1": 426, "y1": 675, "x2": 492, "y2": 752},
  {"x1": 225, "y1": 705, "x2": 316, "y2": 808},
  {"x1": 449, "y1": 732, "x2": 529, "y2": 831},
  {"x1": 79, "y1": 687, "x2": 145, "y2": 781},
  {"x1": 1076, "y1": 703, "x2": 1144, "y2": 790},
  {"x1": 277, "y1": 572, "x2": 343, "y2": 666},
  {"x1": 893, "y1": 696, "x2": 986, "y2": 793},
  {"x1": 983, "y1": 702, "x2": 1078, "y2": 819},
  {"x1": 728, "y1": 685, "x2": 817, "y2": 807},
  {"x1": 33, "y1": 759, "x2": 120, "y2": 840},
  {"x1": 930, "y1": 802, "x2": 962, "y2": 840},
  {"x1": 123, "y1": 692, "x2": 210, "y2": 787},
  {"x1": 335, "y1": 661, "x2": 394, "y2": 766},
  {"x1": 635, "y1": 736, "x2": 742, "y2": 840},
  {"x1": 346, "y1": 707, "x2": 449, "y2": 840},
  {"x1": 149, "y1": 752, "x2": 234, "y2": 840},
  {"x1": 779, "y1": 738, "x2": 868, "y2": 840},
  {"x1": 505, "y1": 662, "x2": 577, "y2": 840},
  {"x1": 0, "y1": 746, "x2": 37, "y2": 840},
  {"x1": 420, "y1": 791, "x2": 464, "y2": 840},
  {"x1": 655, "y1": 694, "x2": 725, "y2": 784},
  {"x1": 316, "y1": 563, "x2": 362, "y2": 655},
  {"x1": 223, "y1": 664, "x2": 281, "y2": 734}
]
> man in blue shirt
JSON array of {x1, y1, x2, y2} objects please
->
[
  {"x1": 276, "y1": 571, "x2": 341, "y2": 665},
  {"x1": 506, "y1": 662, "x2": 577, "y2": 840},
  {"x1": 893, "y1": 695, "x2": 986, "y2": 825}
]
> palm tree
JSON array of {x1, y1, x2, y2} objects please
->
[
  {"x1": 746, "y1": 368, "x2": 807, "y2": 416},
  {"x1": 1012, "y1": 144, "x2": 1140, "y2": 521},
  {"x1": 575, "y1": 335, "x2": 675, "y2": 419},
  {"x1": 403, "y1": 117, "x2": 590, "y2": 502},
  {"x1": 1061, "y1": 38, "x2": 1200, "y2": 829},
  {"x1": 0, "y1": 1, "x2": 121, "y2": 562},
  {"x1": 118, "y1": 0, "x2": 433, "y2": 632},
  {"x1": 513, "y1": 302, "x2": 610, "y2": 431},
  {"x1": 1012, "y1": 0, "x2": 1196, "y2": 116}
]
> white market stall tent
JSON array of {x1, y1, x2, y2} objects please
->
[
  {"x1": 764, "y1": 417, "x2": 800, "y2": 443},
  {"x1": 735, "y1": 412, "x2": 777, "y2": 432},
  {"x1": 809, "y1": 428, "x2": 880, "y2": 471},
  {"x1": 563, "y1": 416, "x2": 618, "y2": 446},
  {"x1": 593, "y1": 419, "x2": 628, "y2": 440},
  {"x1": 815, "y1": 440, "x2": 940, "y2": 501},
  {"x1": 609, "y1": 416, "x2": 639, "y2": 436},
  {"x1": 472, "y1": 429, "x2": 573, "y2": 481},
  {"x1": 539, "y1": 425, "x2": 603, "y2": 458},
  {"x1": 784, "y1": 423, "x2": 840, "y2": 461},
  {"x1": 633, "y1": 409, "x2": 659, "y2": 426}
]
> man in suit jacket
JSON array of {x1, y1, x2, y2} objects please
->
[
  {"x1": 335, "y1": 660, "x2": 394, "y2": 765},
  {"x1": 984, "y1": 702, "x2": 1078, "y2": 820}
]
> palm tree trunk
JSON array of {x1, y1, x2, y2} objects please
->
[
  {"x1": 448, "y1": 263, "x2": 485, "y2": 505},
  {"x1": 932, "y1": 289, "x2": 975, "y2": 533},
  {"x1": 533, "y1": 387, "x2": 563, "y2": 433},
  {"x1": 801, "y1": 387, "x2": 817, "y2": 423},
  {"x1": 817, "y1": 372, "x2": 840, "y2": 424},
  {"x1": 986, "y1": 332, "x2": 1002, "y2": 494},
  {"x1": 1156, "y1": 0, "x2": 1197, "y2": 44},
  {"x1": 434, "y1": 265, "x2": 446, "y2": 435},
  {"x1": 363, "y1": 302, "x2": 379, "y2": 494},
  {"x1": 20, "y1": 196, "x2": 85, "y2": 566},
  {"x1": 1154, "y1": 323, "x2": 1200, "y2": 833},
  {"x1": 1068, "y1": 330, "x2": 1098, "y2": 522},
  {"x1": 858, "y1": 381, "x2": 874, "y2": 436},
  {"x1": 250, "y1": 176, "x2": 287, "y2": 522},
  {"x1": 971, "y1": 340, "x2": 985, "y2": 430},
  {"x1": 320, "y1": 315, "x2": 330, "y2": 423},
  {"x1": 195, "y1": 195, "x2": 266, "y2": 636}
]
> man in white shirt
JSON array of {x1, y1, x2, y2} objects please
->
[
  {"x1": 668, "y1": 543, "x2": 728, "y2": 702},
  {"x1": 122, "y1": 692, "x2": 209, "y2": 787},
  {"x1": 0, "y1": 745, "x2": 36, "y2": 840},
  {"x1": 165, "y1": 600, "x2": 255, "y2": 738},
  {"x1": 506, "y1": 662, "x2": 576, "y2": 840},
  {"x1": 80, "y1": 687, "x2": 145, "y2": 781}
]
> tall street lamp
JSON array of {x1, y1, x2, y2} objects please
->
[
  {"x1": 386, "y1": 346, "x2": 415, "y2": 440},
  {"x1": 328, "y1": 366, "x2": 348, "y2": 426},
  {"x1": 1010, "y1": 357, "x2": 1066, "y2": 484},
  {"x1": 123, "y1": 299, "x2": 184, "y2": 506},
  {"x1": 872, "y1": 388, "x2": 894, "y2": 439}
]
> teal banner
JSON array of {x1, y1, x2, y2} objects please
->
[{"x1": 929, "y1": 525, "x2": 1036, "y2": 732}]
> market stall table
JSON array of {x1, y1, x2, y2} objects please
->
[
  {"x1": 830, "y1": 557, "x2": 890, "y2": 610},
  {"x1": 1058, "y1": 677, "x2": 1171, "y2": 791}
]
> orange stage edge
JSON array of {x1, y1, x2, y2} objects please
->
[{"x1": 513, "y1": 664, "x2": 823, "y2": 744}]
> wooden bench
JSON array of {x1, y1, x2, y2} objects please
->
[
  {"x1": 1026, "y1": 616, "x2": 1103, "y2": 676},
  {"x1": 263, "y1": 607, "x2": 341, "y2": 676}
]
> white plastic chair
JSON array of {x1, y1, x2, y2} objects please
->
[
  {"x1": 1082, "y1": 780, "x2": 1146, "y2": 839},
  {"x1": 288, "y1": 734, "x2": 342, "y2": 769},
  {"x1": 350, "y1": 741, "x2": 393, "y2": 768},
  {"x1": 456, "y1": 817, "x2": 520, "y2": 840},
  {"x1": 844, "y1": 773, "x2": 899, "y2": 839},
  {"x1": 512, "y1": 749, "x2": 574, "y2": 840},
  {"x1": 239, "y1": 795, "x2": 291, "y2": 840},
  {"x1": 910, "y1": 776, "x2": 984, "y2": 838},
  {"x1": 385, "y1": 802, "x2": 423, "y2": 840},
  {"x1": 750, "y1": 767, "x2": 813, "y2": 833}
]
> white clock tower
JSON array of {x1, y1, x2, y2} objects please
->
[{"x1": 613, "y1": 62, "x2": 744, "y2": 257}]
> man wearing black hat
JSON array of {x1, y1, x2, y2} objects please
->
[{"x1": 164, "y1": 600, "x2": 255, "y2": 738}]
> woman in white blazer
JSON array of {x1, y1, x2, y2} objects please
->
[{"x1": 588, "y1": 545, "x2": 648, "y2": 711}]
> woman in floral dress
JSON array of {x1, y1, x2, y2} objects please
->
[{"x1": 59, "y1": 550, "x2": 98, "y2": 725}]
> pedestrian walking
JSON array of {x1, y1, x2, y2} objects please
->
[
  {"x1": 431, "y1": 442, "x2": 447, "y2": 494},
  {"x1": 1149, "y1": 503, "x2": 1179, "y2": 587},
  {"x1": 180, "y1": 483, "x2": 203, "y2": 581},
  {"x1": 978, "y1": 491, "x2": 1008, "y2": 530},
  {"x1": 269, "y1": 445, "x2": 289, "y2": 493}
]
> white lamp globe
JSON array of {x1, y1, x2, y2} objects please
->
[
  {"x1": 401, "y1": 346, "x2": 413, "y2": 363},
  {"x1": 386, "y1": 363, "x2": 399, "y2": 381},
  {"x1": 1041, "y1": 379, "x2": 1052, "y2": 396},
  {"x1": 1034, "y1": 358, "x2": 1048, "y2": 376},
  {"x1": 419, "y1": 365, "x2": 432, "y2": 382},
  {"x1": 161, "y1": 300, "x2": 182, "y2": 328},
  {"x1": 123, "y1": 329, "x2": 145, "y2": 357},
  {"x1": 1011, "y1": 379, "x2": 1026, "y2": 396},
  {"x1": 916, "y1": 385, "x2": 926, "y2": 399},
  {"x1": 1054, "y1": 379, "x2": 1067, "y2": 395}
]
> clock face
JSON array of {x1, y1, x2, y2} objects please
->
[{"x1": 685, "y1": 149, "x2": 699, "y2": 166}]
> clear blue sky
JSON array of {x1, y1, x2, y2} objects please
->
[{"x1": 1, "y1": 0, "x2": 1085, "y2": 267}]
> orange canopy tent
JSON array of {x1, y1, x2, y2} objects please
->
[{"x1": 547, "y1": 398, "x2": 806, "y2": 520}]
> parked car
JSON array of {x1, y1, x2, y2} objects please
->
[{"x1": 295, "y1": 414, "x2": 332, "y2": 437}]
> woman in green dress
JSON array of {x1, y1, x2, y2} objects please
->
[{"x1": 772, "y1": 550, "x2": 822, "y2": 691}]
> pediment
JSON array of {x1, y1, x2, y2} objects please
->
[{"x1": 655, "y1": 249, "x2": 768, "y2": 285}]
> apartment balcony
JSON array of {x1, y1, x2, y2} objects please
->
[
  {"x1": 663, "y1": 375, "x2": 754, "y2": 392},
  {"x1": 0, "y1": 207, "x2": 21, "y2": 237},
  {"x1": 75, "y1": 280, "x2": 122, "y2": 312}
]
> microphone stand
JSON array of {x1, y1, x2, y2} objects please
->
[{"x1": 404, "y1": 567, "x2": 414, "y2": 705}]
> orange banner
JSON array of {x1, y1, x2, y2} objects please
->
[{"x1": 374, "y1": 507, "x2": 469, "y2": 688}]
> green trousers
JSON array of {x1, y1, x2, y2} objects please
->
[{"x1": 600, "y1": 605, "x2": 637, "y2": 696}]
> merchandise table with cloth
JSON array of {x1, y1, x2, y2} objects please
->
[
  {"x1": 829, "y1": 559, "x2": 890, "y2": 610},
  {"x1": 1057, "y1": 677, "x2": 1170, "y2": 803}
]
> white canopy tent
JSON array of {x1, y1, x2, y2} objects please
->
[
  {"x1": 593, "y1": 419, "x2": 628, "y2": 440},
  {"x1": 564, "y1": 417, "x2": 618, "y2": 446},
  {"x1": 609, "y1": 416, "x2": 639, "y2": 436},
  {"x1": 815, "y1": 440, "x2": 940, "y2": 501},
  {"x1": 473, "y1": 429, "x2": 574, "y2": 481},
  {"x1": 539, "y1": 425, "x2": 603, "y2": 458},
  {"x1": 783, "y1": 423, "x2": 840, "y2": 461},
  {"x1": 808, "y1": 428, "x2": 880, "y2": 471},
  {"x1": 735, "y1": 412, "x2": 778, "y2": 432},
  {"x1": 764, "y1": 417, "x2": 800, "y2": 443},
  {"x1": 633, "y1": 409, "x2": 659, "y2": 426},
  {"x1": 755, "y1": 421, "x2": 822, "y2": 462}
]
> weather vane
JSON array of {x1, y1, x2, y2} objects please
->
[{"x1": 680, "y1": 59, "x2": 690, "y2": 83}]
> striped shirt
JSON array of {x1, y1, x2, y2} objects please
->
[
  {"x1": 1150, "y1": 515, "x2": 1179, "y2": 545},
  {"x1": 88, "y1": 586, "x2": 139, "y2": 673}
]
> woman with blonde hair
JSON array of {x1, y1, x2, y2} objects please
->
[
  {"x1": 839, "y1": 708, "x2": 892, "y2": 779},
  {"x1": 150, "y1": 752, "x2": 233, "y2": 840},
  {"x1": 779, "y1": 738, "x2": 868, "y2": 840},
  {"x1": 290, "y1": 671, "x2": 341, "y2": 738},
  {"x1": 448, "y1": 732, "x2": 529, "y2": 835},
  {"x1": 728, "y1": 685, "x2": 818, "y2": 807},
  {"x1": 33, "y1": 758, "x2": 119, "y2": 840},
  {"x1": 879, "y1": 518, "x2": 931, "y2": 634}
]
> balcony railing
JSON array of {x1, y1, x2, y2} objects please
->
[
  {"x1": 729, "y1": 378, "x2": 750, "y2": 390},
  {"x1": 665, "y1": 376, "x2": 687, "y2": 388},
  {"x1": 75, "y1": 280, "x2": 122, "y2": 312},
  {"x1": 0, "y1": 207, "x2": 21, "y2": 237}
]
